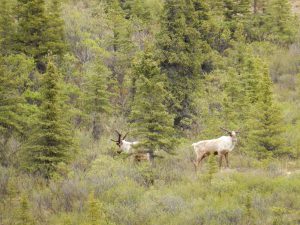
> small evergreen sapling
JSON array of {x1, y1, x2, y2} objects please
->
[{"x1": 16, "y1": 194, "x2": 35, "y2": 225}]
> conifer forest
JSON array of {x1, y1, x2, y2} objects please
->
[{"x1": 1, "y1": 0, "x2": 300, "y2": 224}]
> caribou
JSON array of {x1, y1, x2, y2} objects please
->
[
  {"x1": 111, "y1": 130, "x2": 150, "y2": 161},
  {"x1": 192, "y1": 128, "x2": 239, "y2": 170}
]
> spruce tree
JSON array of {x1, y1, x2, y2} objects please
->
[
  {"x1": 223, "y1": 43, "x2": 263, "y2": 127},
  {"x1": 263, "y1": 0, "x2": 297, "y2": 45},
  {"x1": 14, "y1": 0, "x2": 67, "y2": 71},
  {"x1": 157, "y1": 0, "x2": 211, "y2": 129},
  {"x1": 106, "y1": 0, "x2": 134, "y2": 112},
  {"x1": 0, "y1": 56, "x2": 23, "y2": 133},
  {"x1": 84, "y1": 62, "x2": 111, "y2": 140},
  {"x1": 0, "y1": 55, "x2": 35, "y2": 166},
  {"x1": 224, "y1": 43, "x2": 286, "y2": 158},
  {"x1": 85, "y1": 192, "x2": 113, "y2": 225},
  {"x1": 86, "y1": 192, "x2": 102, "y2": 225},
  {"x1": 193, "y1": 70, "x2": 225, "y2": 139},
  {"x1": 119, "y1": 0, "x2": 151, "y2": 21},
  {"x1": 247, "y1": 0, "x2": 297, "y2": 44},
  {"x1": 247, "y1": 68, "x2": 286, "y2": 158},
  {"x1": 131, "y1": 49, "x2": 177, "y2": 160},
  {"x1": 223, "y1": 68, "x2": 242, "y2": 128},
  {"x1": 0, "y1": 56, "x2": 22, "y2": 165},
  {"x1": 223, "y1": 0, "x2": 251, "y2": 21},
  {"x1": 16, "y1": 195, "x2": 35, "y2": 225},
  {"x1": 206, "y1": 154, "x2": 218, "y2": 183},
  {"x1": 23, "y1": 60, "x2": 74, "y2": 178},
  {"x1": 0, "y1": 0, "x2": 15, "y2": 55},
  {"x1": 45, "y1": 0, "x2": 67, "y2": 57},
  {"x1": 14, "y1": 0, "x2": 47, "y2": 70}
]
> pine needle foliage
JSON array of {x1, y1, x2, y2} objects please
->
[
  {"x1": 224, "y1": 43, "x2": 286, "y2": 158},
  {"x1": 14, "y1": 0, "x2": 48, "y2": 61},
  {"x1": 247, "y1": 69, "x2": 286, "y2": 158},
  {"x1": 14, "y1": 0, "x2": 67, "y2": 71},
  {"x1": 45, "y1": 0, "x2": 67, "y2": 57},
  {"x1": 206, "y1": 154, "x2": 218, "y2": 183},
  {"x1": 131, "y1": 49, "x2": 177, "y2": 158},
  {"x1": 85, "y1": 63, "x2": 111, "y2": 115},
  {"x1": 0, "y1": 0, "x2": 15, "y2": 55},
  {"x1": 16, "y1": 194, "x2": 35, "y2": 225},
  {"x1": 84, "y1": 62, "x2": 112, "y2": 140},
  {"x1": 23, "y1": 59, "x2": 74, "y2": 178},
  {"x1": 106, "y1": 0, "x2": 134, "y2": 112},
  {"x1": 0, "y1": 54, "x2": 35, "y2": 166},
  {"x1": 263, "y1": 0, "x2": 298, "y2": 45},
  {"x1": 157, "y1": 0, "x2": 211, "y2": 129},
  {"x1": 0, "y1": 57, "x2": 23, "y2": 135},
  {"x1": 246, "y1": 0, "x2": 298, "y2": 45},
  {"x1": 85, "y1": 192, "x2": 114, "y2": 225}
]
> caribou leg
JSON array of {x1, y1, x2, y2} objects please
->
[
  {"x1": 224, "y1": 152, "x2": 229, "y2": 168},
  {"x1": 193, "y1": 153, "x2": 206, "y2": 172},
  {"x1": 218, "y1": 153, "x2": 223, "y2": 168}
]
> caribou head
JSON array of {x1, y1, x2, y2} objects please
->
[
  {"x1": 220, "y1": 127, "x2": 239, "y2": 140},
  {"x1": 111, "y1": 130, "x2": 128, "y2": 146},
  {"x1": 111, "y1": 130, "x2": 131, "y2": 153}
]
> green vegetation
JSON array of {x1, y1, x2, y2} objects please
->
[
  {"x1": 157, "y1": 0, "x2": 211, "y2": 128},
  {"x1": 23, "y1": 60, "x2": 75, "y2": 178},
  {"x1": 0, "y1": 0, "x2": 299, "y2": 224},
  {"x1": 14, "y1": 0, "x2": 66, "y2": 71},
  {"x1": 131, "y1": 49, "x2": 177, "y2": 158}
]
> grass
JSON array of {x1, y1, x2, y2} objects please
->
[{"x1": 1, "y1": 134, "x2": 299, "y2": 225}]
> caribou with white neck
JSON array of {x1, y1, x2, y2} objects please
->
[
  {"x1": 192, "y1": 128, "x2": 239, "y2": 170},
  {"x1": 111, "y1": 130, "x2": 150, "y2": 161}
]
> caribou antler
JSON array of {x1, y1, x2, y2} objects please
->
[
  {"x1": 111, "y1": 130, "x2": 122, "y2": 145},
  {"x1": 220, "y1": 127, "x2": 231, "y2": 133},
  {"x1": 115, "y1": 130, "x2": 121, "y2": 136},
  {"x1": 122, "y1": 132, "x2": 129, "y2": 140},
  {"x1": 111, "y1": 130, "x2": 130, "y2": 144},
  {"x1": 115, "y1": 130, "x2": 122, "y2": 141}
]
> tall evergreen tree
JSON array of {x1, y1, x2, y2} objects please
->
[
  {"x1": 157, "y1": 0, "x2": 211, "y2": 129},
  {"x1": 247, "y1": 68, "x2": 286, "y2": 158},
  {"x1": 223, "y1": 43, "x2": 262, "y2": 127},
  {"x1": 246, "y1": 0, "x2": 297, "y2": 44},
  {"x1": 106, "y1": 0, "x2": 134, "y2": 112},
  {"x1": 14, "y1": 0, "x2": 48, "y2": 71},
  {"x1": 0, "y1": 56, "x2": 23, "y2": 166},
  {"x1": 45, "y1": 0, "x2": 67, "y2": 57},
  {"x1": 223, "y1": 43, "x2": 286, "y2": 157},
  {"x1": 223, "y1": 0, "x2": 251, "y2": 21},
  {"x1": 84, "y1": 62, "x2": 111, "y2": 140},
  {"x1": 23, "y1": 60, "x2": 74, "y2": 178},
  {"x1": 0, "y1": 56, "x2": 24, "y2": 131},
  {"x1": 14, "y1": 0, "x2": 67, "y2": 72},
  {"x1": 0, "y1": 55, "x2": 35, "y2": 166},
  {"x1": 131, "y1": 49, "x2": 177, "y2": 160},
  {"x1": 118, "y1": 0, "x2": 152, "y2": 21},
  {"x1": 0, "y1": 0, "x2": 15, "y2": 55},
  {"x1": 263, "y1": 0, "x2": 297, "y2": 45}
]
